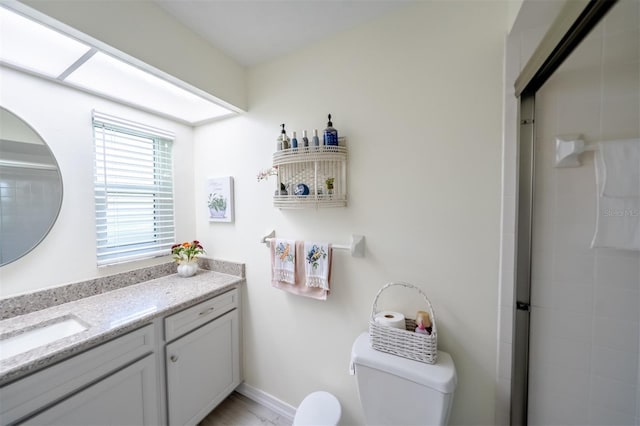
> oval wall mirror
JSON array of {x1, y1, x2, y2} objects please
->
[{"x1": 0, "y1": 107, "x2": 63, "y2": 266}]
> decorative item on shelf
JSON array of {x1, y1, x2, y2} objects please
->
[
  {"x1": 257, "y1": 167, "x2": 286, "y2": 195},
  {"x1": 302, "y1": 130, "x2": 309, "y2": 151},
  {"x1": 323, "y1": 114, "x2": 338, "y2": 146},
  {"x1": 294, "y1": 183, "x2": 310, "y2": 196},
  {"x1": 171, "y1": 240, "x2": 205, "y2": 277},
  {"x1": 257, "y1": 166, "x2": 278, "y2": 182},
  {"x1": 312, "y1": 129, "x2": 320, "y2": 148},
  {"x1": 291, "y1": 131, "x2": 298, "y2": 152},
  {"x1": 276, "y1": 182, "x2": 288, "y2": 195},
  {"x1": 325, "y1": 177, "x2": 335, "y2": 196},
  {"x1": 206, "y1": 176, "x2": 234, "y2": 223}
]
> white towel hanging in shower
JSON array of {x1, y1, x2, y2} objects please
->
[
  {"x1": 591, "y1": 148, "x2": 640, "y2": 251},
  {"x1": 599, "y1": 139, "x2": 640, "y2": 198}
]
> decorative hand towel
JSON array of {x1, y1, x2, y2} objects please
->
[
  {"x1": 599, "y1": 139, "x2": 640, "y2": 198},
  {"x1": 592, "y1": 151, "x2": 640, "y2": 250},
  {"x1": 271, "y1": 239, "x2": 296, "y2": 284},
  {"x1": 304, "y1": 242, "x2": 332, "y2": 290},
  {"x1": 271, "y1": 241, "x2": 331, "y2": 300}
]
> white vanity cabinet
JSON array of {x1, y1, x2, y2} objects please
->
[
  {"x1": 164, "y1": 289, "x2": 240, "y2": 426},
  {"x1": 0, "y1": 325, "x2": 158, "y2": 425},
  {"x1": 0, "y1": 286, "x2": 241, "y2": 426},
  {"x1": 21, "y1": 355, "x2": 158, "y2": 426}
]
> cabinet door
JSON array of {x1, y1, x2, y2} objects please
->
[
  {"x1": 166, "y1": 309, "x2": 240, "y2": 426},
  {"x1": 21, "y1": 354, "x2": 159, "y2": 426},
  {"x1": 1, "y1": 325, "x2": 155, "y2": 425}
]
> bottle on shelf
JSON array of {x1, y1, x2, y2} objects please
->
[
  {"x1": 312, "y1": 129, "x2": 320, "y2": 149},
  {"x1": 276, "y1": 124, "x2": 283, "y2": 151},
  {"x1": 291, "y1": 131, "x2": 298, "y2": 151},
  {"x1": 323, "y1": 114, "x2": 338, "y2": 146},
  {"x1": 280, "y1": 123, "x2": 290, "y2": 150},
  {"x1": 302, "y1": 130, "x2": 309, "y2": 152}
]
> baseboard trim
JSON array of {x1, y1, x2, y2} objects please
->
[{"x1": 235, "y1": 382, "x2": 297, "y2": 421}]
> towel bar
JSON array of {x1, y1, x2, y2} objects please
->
[
  {"x1": 260, "y1": 230, "x2": 365, "y2": 257},
  {"x1": 555, "y1": 134, "x2": 596, "y2": 168}
]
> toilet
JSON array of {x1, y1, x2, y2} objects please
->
[
  {"x1": 350, "y1": 332, "x2": 457, "y2": 425},
  {"x1": 293, "y1": 390, "x2": 342, "y2": 426}
]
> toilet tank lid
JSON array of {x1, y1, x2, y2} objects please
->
[{"x1": 351, "y1": 333, "x2": 457, "y2": 393}]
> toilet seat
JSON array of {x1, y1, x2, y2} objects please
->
[{"x1": 293, "y1": 391, "x2": 341, "y2": 426}]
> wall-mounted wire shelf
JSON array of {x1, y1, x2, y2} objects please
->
[{"x1": 272, "y1": 138, "x2": 347, "y2": 209}]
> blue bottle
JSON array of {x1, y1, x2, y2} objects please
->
[
  {"x1": 323, "y1": 114, "x2": 338, "y2": 146},
  {"x1": 312, "y1": 129, "x2": 320, "y2": 148},
  {"x1": 291, "y1": 131, "x2": 298, "y2": 151}
]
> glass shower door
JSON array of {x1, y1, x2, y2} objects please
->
[{"x1": 526, "y1": 1, "x2": 640, "y2": 424}]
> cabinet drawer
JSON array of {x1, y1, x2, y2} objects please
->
[
  {"x1": 164, "y1": 288, "x2": 238, "y2": 341},
  {"x1": 0, "y1": 324, "x2": 154, "y2": 425}
]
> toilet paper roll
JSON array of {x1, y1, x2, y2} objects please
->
[{"x1": 374, "y1": 311, "x2": 406, "y2": 329}]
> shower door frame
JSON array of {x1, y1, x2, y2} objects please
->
[{"x1": 510, "y1": 1, "x2": 617, "y2": 424}]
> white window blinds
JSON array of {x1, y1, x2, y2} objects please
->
[{"x1": 93, "y1": 111, "x2": 175, "y2": 266}]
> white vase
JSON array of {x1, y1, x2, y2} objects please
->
[{"x1": 177, "y1": 260, "x2": 198, "y2": 277}]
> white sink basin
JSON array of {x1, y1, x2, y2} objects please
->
[{"x1": 0, "y1": 316, "x2": 89, "y2": 361}]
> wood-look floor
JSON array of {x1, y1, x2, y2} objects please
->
[{"x1": 199, "y1": 392, "x2": 292, "y2": 426}]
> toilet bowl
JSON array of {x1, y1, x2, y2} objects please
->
[{"x1": 293, "y1": 391, "x2": 341, "y2": 426}]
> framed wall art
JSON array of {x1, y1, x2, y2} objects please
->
[{"x1": 206, "y1": 176, "x2": 234, "y2": 223}]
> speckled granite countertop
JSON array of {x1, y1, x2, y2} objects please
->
[{"x1": 0, "y1": 269, "x2": 243, "y2": 386}]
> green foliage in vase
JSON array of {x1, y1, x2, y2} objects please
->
[{"x1": 208, "y1": 193, "x2": 227, "y2": 211}]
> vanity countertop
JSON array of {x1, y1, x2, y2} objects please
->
[{"x1": 0, "y1": 270, "x2": 243, "y2": 386}]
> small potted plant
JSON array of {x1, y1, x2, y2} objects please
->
[
  {"x1": 208, "y1": 193, "x2": 227, "y2": 218},
  {"x1": 325, "y1": 177, "x2": 335, "y2": 196},
  {"x1": 171, "y1": 240, "x2": 205, "y2": 277}
]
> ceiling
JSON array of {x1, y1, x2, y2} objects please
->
[{"x1": 154, "y1": 0, "x2": 414, "y2": 67}]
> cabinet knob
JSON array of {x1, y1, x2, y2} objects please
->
[{"x1": 170, "y1": 355, "x2": 179, "y2": 363}]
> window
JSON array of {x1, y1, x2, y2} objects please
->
[{"x1": 93, "y1": 111, "x2": 175, "y2": 266}]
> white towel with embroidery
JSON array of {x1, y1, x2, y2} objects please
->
[
  {"x1": 271, "y1": 239, "x2": 296, "y2": 284},
  {"x1": 599, "y1": 139, "x2": 640, "y2": 198},
  {"x1": 592, "y1": 150, "x2": 640, "y2": 250},
  {"x1": 304, "y1": 242, "x2": 331, "y2": 290}
]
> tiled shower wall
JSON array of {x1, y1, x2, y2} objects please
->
[
  {"x1": 529, "y1": 0, "x2": 640, "y2": 425},
  {"x1": 0, "y1": 167, "x2": 62, "y2": 265},
  {"x1": 528, "y1": 1, "x2": 639, "y2": 424}
]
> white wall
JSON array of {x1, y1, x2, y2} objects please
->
[
  {"x1": 193, "y1": 2, "x2": 507, "y2": 424},
  {"x1": 0, "y1": 66, "x2": 196, "y2": 297},
  {"x1": 21, "y1": 0, "x2": 247, "y2": 111}
]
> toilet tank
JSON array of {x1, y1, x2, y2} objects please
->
[{"x1": 350, "y1": 333, "x2": 457, "y2": 426}]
